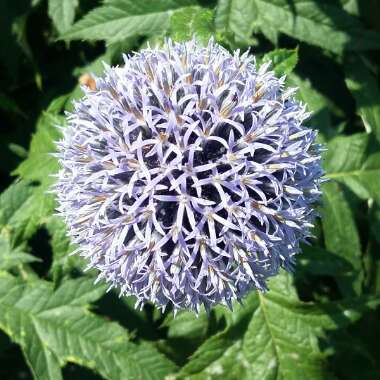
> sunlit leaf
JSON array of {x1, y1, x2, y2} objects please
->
[
  {"x1": 0, "y1": 180, "x2": 54, "y2": 243},
  {"x1": 13, "y1": 112, "x2": 62, "y2": 184},
  {"x1": 45, "y1": 216, "x2": 83, "y2": 283},
  {"x1": 215, "y1": 0, "x2": 257, "y2": 45},
  {"x1": 325, "y1": 133, "x2": 380, "y2": 204},
  {"x1": 261, "y1": 48, "x2": 298, "y2": 76},
  {"x1": 345, "y1": 54, "x2": 380, "y2": 142},
  {"x1": 288, "y1": 73, "x2": 333, "y2": 140},
  {"x1": 62, "y1": 0, "x2": 197, "y2": 43},
  {"x1": 322, "y1": 181, "x2": 362, "y2": 295},
  {"x1": 252, "y1": 0, "x2": 380, "y2": 54},
  {"x1": 176, "y1": 273, "x2": 379, "y2": 379},
  {"x1": 169, "y1": 6, "x2": 214, "y2": 44},
  {"x1": 0, "y1": 273, "x2": 176, "y2": 380},
  {"x1": 0, "y1": 235, "x2": 40, "y2": 270},
  {"x1": 48, "y1": 0, "x2": 79, "y2": 34}
]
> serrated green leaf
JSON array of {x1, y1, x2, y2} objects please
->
[
  {"x1": 252, "y1": 0, "x2": 380, "y2": 54},
  {"x1": 7, "y1": 109, "x2": 64, "y2": 243},
  {"x1": 62, "y1": 0, "x2": 196, "y2": 43},
  {"x1": 11, "y1": 184, "x2": 55, "y2": 243},
  {"x1": 0, "y1": 273, "x2": 176, "y2": 380},
  {"x1": 177, "y1": 298, "x2": 254, "y2": 378},
  {"x1": 345, "y1": 54, "x2": 380, "y2": 142},
  {"x1": 324, "y1": 133, "x2": 380, "y2": 204},
  {"x1": 0, "y1": 180, "x2": 54, "y2": 243},
  {"x1": 0, "y1": 235, "x2": 40, "y2": 270},
  {"x1": 45, "y1": 216, "x2": 84, "y2": 283},
  {"x1": 322, "y1": 181, "x2": 362, "y2": 295},
  {"x1": 48, "y1": 0, "x2": 79, "y2": 34},
  {"x1": 0, "y1": 180, "x2": 33, "y2": 228},
  {"x1": 13, "y1": 112, "x2": 62, "y2": 185},
  {"x1": 215, "y1": 0, "x2": 257, "y2": 45},
  {"x1": 176, "y1": 273, "x2": 379, "y2": 379},
  {"x1": 165, "y1": 311, "x2": 209, "y2": 340},
  {"x1": 261, "y1": 48, "x2": 298, "y2": 76},
  {"x1": 169, "y1": 6, "x2": 214, "y2": 45}
]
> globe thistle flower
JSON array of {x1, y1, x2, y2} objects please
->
[{"x1": 54, "y1": 38, "x2": 323, "y2": 314}]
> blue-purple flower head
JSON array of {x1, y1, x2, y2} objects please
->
[{"x1": 55, "y1": 39, "x2": 323, "y2": 313}]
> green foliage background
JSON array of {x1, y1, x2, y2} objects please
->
[{"x1": 1, "y1": 0, "x2": 380, "y2": 379}]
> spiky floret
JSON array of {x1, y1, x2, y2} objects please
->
[{"x1": 54, "y1": 39, "x2": 323, "y2": 313}]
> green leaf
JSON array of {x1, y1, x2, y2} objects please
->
[
  {"x1": 252, "y1": 0, "x2": 380, "y2": 54},
  {"x1": 16, "y1": 186, "x2": 56, "y2": 242},
  {"x1": 0, "y1": 180, "x2": 33, "y2": 228},
  {"x1": 324, "y1": 133, "x2": 380, "y2": 204},
  {"x1": 177, "y1": 293, "x2": 256, "y2": 378},
  {"x1": 169, "y1": 6, "x2": 214, "y2": 45},
  {"x1": 164, "y1": 311, "x2": 208, "y2": 341},
  {"x1": 13, "y1": 111, "x2": 63, "y2": 185},
  {"x1": 48, "y1": 0, "x2": 79, "y2": 34},
  {"x1": 10, "y1": 184, "x2": 55, "y2": 243},
  {"x1": 0, "y1": 180, "x2": 54, "y2": 243},
  {"x1": 46, "y1": 95, "x2": 71, "y2": 114},
  {"x1": 176, "y1": 273, "x2": 379, "y2": 379},
  {"x1": 0, "y1": 273, "x2": 176, "y2": 380},
  {"x1": 287, "y1": 73, "x2": 333, "y2": 140},
  {"x1": 261, "y1": 48, "x2": 298, "y2": 76},
  {"x1": 288, "y1": 74, "x2": 327, "y2": 111},
  {"x1": 322, "y1": 181, "x2": 362, "y2": 295},
  {"x1": 341, "y1": 0, "x2": 360, "y2": 16},
  {"x1": 46, "y1": 216, "x2": 84, "y2": 283},
  {"x1": 0, "y1": 235, "x2": 40, "y2": 270},
  {"x1": 345, "y1": 54, "x2": 380, "y2": 142},
  {"x1": 8, "y1": 110, "x2": 64, "y2": 243},
  {"x1": 164, "y1": 309, "x2": 209, "y2": 347},
  {"x1": 8, "y1": 143, "x2": 28, "y2": 159},
  {"x1": 215, "y1": 0, "x2": 257, "y2": 45},
  {"x1": 62, "y1": 0, "x2": 197, "y2": 43}
]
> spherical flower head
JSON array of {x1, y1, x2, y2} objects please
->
[{"x1": 54, "y1": 39, "x2": 323, "y2": 314}]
